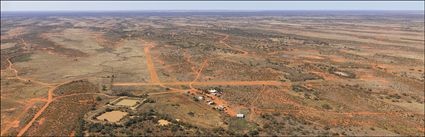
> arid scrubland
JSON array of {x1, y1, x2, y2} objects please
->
[{"x1": 1, "y1": 11, "x2": 424, "y2": 136}]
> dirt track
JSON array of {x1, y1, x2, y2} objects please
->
[
  {"x1": 219, "y1": 34, "x2": 249, "y2": 55},
  {"x1": 189, "y1": 59, "x2": 208, "y2": 89},
  {"x1": 112, "y1": 81, "x2": 291, "y2": 86},
  {"x1": 1, "y1": 40, "x2": 61, "y2": 136},
  {"x1": 0, "y1": 99, "x2": 46, "y2": 136},
  {"x1": 1, "y1": 58, "x2": 54, "y2": 136},
  {"x1": 5, "y1": 50, "x2": 112, "y2": 136},
  {"x1": 16, "y1": 87, "x2": 114, "y2": 136},
  {"x1": 17, "y1": 83, "x2": 55, "y2": 137}
]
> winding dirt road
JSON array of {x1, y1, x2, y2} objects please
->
[
  {"x1": 4, "y1": 51, "x2": 112, "y2": 136},
  {"x1": 1, "y1": 58, "x2": 55, "y2": 136}
]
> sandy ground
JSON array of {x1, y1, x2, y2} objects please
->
[
  {"x1": 115, "y1": 99, "x2": 138, "y2": 107},
  {"x1": 96, "y1": 111, "x2": 128, "y2": 123}
]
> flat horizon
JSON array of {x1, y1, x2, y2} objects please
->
[
  {"x1": 2, "y1": 10, "x2": 424, "y2": 12},
  {"x1": 2, "y1": 1, "x2": 424, "y2": 11}
]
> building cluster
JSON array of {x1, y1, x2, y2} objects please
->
[{"x1": 189, "y1": 88, "x2": 245, "y2": 118}]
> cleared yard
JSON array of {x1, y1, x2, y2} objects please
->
[
  {"x1": 115, "y1": 99, "x2": 139, "y2": 107},
  {"x1": 96, "y1": 111, "x2": 128, "y2": 122}
]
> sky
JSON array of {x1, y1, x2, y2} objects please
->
[{"x1": 1, "y1": 1, "x2": 424, "y2": 11}]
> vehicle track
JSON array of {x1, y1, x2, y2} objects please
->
[
  {"x1": 16, "y1": 88, "x2": 114, "y2": 136},
  {"x1": 17, "y1": 83, "x2": 56, "y2": 137},
  {"x1": 0, "y1": 99, "x2": 46, "y2": 136},
  {"x1": 1, "y1": 58, "x2": 54, "y2": 136},
  {"x1": 6, "y1": 58, "x2": 56, "y2": 87},
  {"x1": 219, "y1": 34, "x2": 249, "y2": 55},
  {"x1": 189, "y1": 59, "x2": 208, "y2": 90}
]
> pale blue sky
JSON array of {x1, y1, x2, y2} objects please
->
[{"x1": 1, "y1": 1, "x2": 424, "y2": 11}]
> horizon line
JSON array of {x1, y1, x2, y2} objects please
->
[{"x1": 2, "y1": 9, "x2": 424, "y2": 12}]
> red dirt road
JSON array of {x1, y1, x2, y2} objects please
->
[
  {"x1": 16, "y1": 84, "x2": 55, "y2": 137},
  {"x1": 112, "y1": 81, "x2": 291, "y2": 86},
  {"x1": 16, "y1": 89, "x2": 113, "y2": 136}
]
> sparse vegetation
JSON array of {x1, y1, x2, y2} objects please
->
[{"x1": 1, "y1": 11, "x2": 423, "y2": 137}]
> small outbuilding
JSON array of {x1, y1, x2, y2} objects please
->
[
  {"x1": 236, "y1": 113, "x2": 245, "y2": 118},
  {"x1": 216, "y1": 105, "x2": 225, "y2": 110},
  {"x1": 207, "y1": 100, "x2": 215, "y2": 105},
  {"x1": 208, "y1": 89, "x2": 218, "y2": 94}
]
